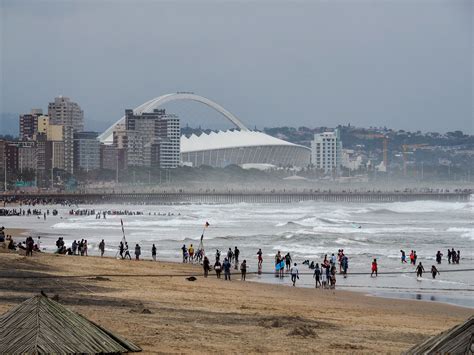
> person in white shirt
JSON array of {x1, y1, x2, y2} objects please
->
[{"x1": 290, "y1": 263, "x2": 299, "y2": 286}]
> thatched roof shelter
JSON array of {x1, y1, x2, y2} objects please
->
[
  {"x1": 0, "y1": 295, "x2": 141, "y2": 354},
  {"x1": 405, "y1": 316, "x2": 473, "y2": 354}
]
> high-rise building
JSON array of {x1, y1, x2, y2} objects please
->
[
  {"x1": 46, "y1": 141, "x2": 65, "y2": 172},
  {"x1": 112, "y1": 124, "x2": 128, "y2": 149},
  {"x1": 123, "y1": 109, "x2": 180, "y2": 169},
  {"x1": 48, "y1": 96, "x2": 84, "y2": 174},
  {"x1": 5, "y1": 143, "x2": 19, "y2": 175},
  {"x1": 48, "y1": 96, "x2": 84, "y2": 132},
  {"x1": 0, "y1": 141, "x2": 5, "y2": 190},
  {"x1": 19, "y1": 109, "x2": 43, "y2": 140},
  {"x1": 73, "y1": 132, "x2": 100, "y2": 171},
  {"x1": 311, "y1": 129, "x2": 342, "y2": 174},
  {"x1": 17, "y1": 142, "x2": 37, "y2": 172}
]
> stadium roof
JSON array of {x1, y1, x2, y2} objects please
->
[{"x1": 181, "y1": 130, "x2": 309, "y2": 153}]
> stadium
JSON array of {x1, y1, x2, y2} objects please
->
[{"x1": 99, "y1": 93, "x2": 311, "y2": 168}]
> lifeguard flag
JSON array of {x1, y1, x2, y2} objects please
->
[{"x1": 205, "y1": 221, "x2": 210, "y2": 227}]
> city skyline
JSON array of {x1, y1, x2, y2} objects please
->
[{"x1": 1, "y1": 0, "x2": 472, "y2": 135}]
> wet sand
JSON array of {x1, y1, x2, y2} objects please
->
[{"x1": 0, "y1": 238, "x2": 470, "y2": 354}]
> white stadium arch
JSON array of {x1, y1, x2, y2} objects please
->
[
  {"x1": 98, "y1": 92, "x2": 248, "y2": 143},
  {"x1": 99, "y1": 92, "x2": 311, "y2": 167}
]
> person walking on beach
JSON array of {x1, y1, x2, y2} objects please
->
[
  {"x1": 313, "y1": 263, "x2": 321, "y2": 288},
  {"x1": 214, "y1": 259, "x2": 222, "y2": 278},
  {"x1": 416, "y1": 262, "x2": 425, "y2": 278},
  {"x1": 234, "y1": 246, "x2": 240, "y2": 269},
  {"x1": 290, "y1": 263, "x2": 299, "y2": 287},
  {"x1": 203, "y1": 256, "x2": 210, "y2": 277},
  {"x1": 240, "y1": 260, "x2": 247, "y2": 281},
  {"x1": 456, "y1": 250, "x2": 460, "y2": 264},
  {"x1": 330, "y1": 253, "x2": 336, "y2": 267},
  {"x1": 409, "y1": 250, "x2": 414, "y2": 265},
  {"x1": 135, "y1": 243, "x2": 141, "y2": 261},
  {"x1": 285, "y1": 253, "x2": 292, "y2": 271},
  {"x1": 330, "y1": 264, "x2": 337, "y2": 289},
  {"x1": 223, "y1": 258, "x2": 231, "y2": 281},
  {"x1": 227, "y1": 248, "x2": 233, "y2": 264},
  {"x1": 124, "y1": 242, "x2": 131, "y2": 260},
  {"x1": 72, "y1": 240, "x2": 78, "y2": 255},
  {"x1": 447, "y1": 249, "x2": 452, "y2": 264},
  {"x1": 341, "y1": 254, "x2": 349, "y2": 278},
  {"x1": 413, "y1": 251, "x2": 418, "y2": 265},
  {"x1": 321, "y1": 267, "x2": 328, "y2": 289},
  {"x1": 400, "y1": 250, "x2": 407, "y2": 263},
  {"x1": 99, "y1": 239, "x2": 105, "y2": 257},
  {"x1": 119, "y1": 241, "x2": 124, "y2": 259},
  {"x1": 188, "y1": 244, "x2": 194, "y2": 263},
  {"x1": 431, "y1": 265, "x2": 440, "y2": 279},
  {"x1": 181, "y1": 244, "x2": 187, "y2": 263},
  {"x1": 371, "y1": 259, "x2": 378, "y2": 277},
  {"x1": 436, "y1": 251, "x2": 443, "y2": 264},
  {"x1": 257, "y1": 248, "x2": 263, "y2": 268},
  {"x1": 152, "y1": 244, "x2": 157, "y2": 261},
  {"x1": 84, "y1": 240, "x2": 88, "y2": 256}
]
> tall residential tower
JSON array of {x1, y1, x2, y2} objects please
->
[{"x1": 311, "y1": 129, "x2": 342, "y2": 174}]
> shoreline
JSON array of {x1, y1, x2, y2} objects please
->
[
  {"x1": 3, "y1": 228, "x2": 473, "y2": 310},
  {"x1": 0, "y1": 251, "x2": 471, "y2": 353}
]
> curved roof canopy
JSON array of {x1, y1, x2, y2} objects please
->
[
  {"x1": 181, "y1": 130, "x2": 310, "y2": 153},
  {"x1": 99, "y1": 92, "x2": 248, "y2": 143}
]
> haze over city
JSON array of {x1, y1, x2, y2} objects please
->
[
  {"x1": 1, "y1": 1, "x2": 474, "y2": 354},
  {"x1": 1, "y1": 0, "x2": 472, "y2": 134}
]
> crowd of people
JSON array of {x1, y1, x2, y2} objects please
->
[{"x1": 0, "y1": 222, "x2": 466, "y2": 291}]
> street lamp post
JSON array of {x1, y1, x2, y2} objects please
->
[{"x1": 51, "y1": 141, "x2": 55, "y2": 189}]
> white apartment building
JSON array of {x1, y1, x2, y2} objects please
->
[{"x1": 311, "y1": 129, "x2": 342, "y2": 174}]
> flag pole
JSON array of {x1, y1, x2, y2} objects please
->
[{"x1": 115, "y1": 219, "x2": 127, "y2": 258}]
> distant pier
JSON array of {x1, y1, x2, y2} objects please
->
[{"x1": 1, "y1": 191, "x2": 471, "y2": 205}]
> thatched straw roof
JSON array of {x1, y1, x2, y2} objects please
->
[
  {"x1": 405, "y1": 316, "x2": 473, "y2": 355},
  {"x1": 0, "y1": 295, "x2": 141, "y2": 354}
]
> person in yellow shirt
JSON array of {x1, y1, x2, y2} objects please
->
[{"x1": 188, "y1": 244, "x2": 194, "y2": 262}]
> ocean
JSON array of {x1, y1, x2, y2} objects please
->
[{"x1": 3, "y1": 198, "x2": 473, "y2": 307}]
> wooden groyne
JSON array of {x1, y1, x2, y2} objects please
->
[{"x1": 1, "y1": 191, "x2": 471, "y2": 204}]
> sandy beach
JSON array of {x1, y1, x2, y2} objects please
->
[{"x1": 1, "y1": 227, "x2": 471, "y2": 354}]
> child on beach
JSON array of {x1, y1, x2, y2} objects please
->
[
  {"x1": 214, "y1": 260, "x2": 222, "y2": 278},
  {"x1": 321, "y1": 271, "x2": 328, "y2": 289},
  {"x1": 257, "y1": 249, "x2": 263, "y2": 267},
  {"x1": 371, "y1": 259, "x2": 378, "y2": 277}
]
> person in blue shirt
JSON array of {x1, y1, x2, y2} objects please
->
[{"x1": 223, "y1": 258, "x2": 232, "y2": 281}]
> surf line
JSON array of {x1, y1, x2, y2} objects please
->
[{"x1": 1, "y1": 269, "x2": 474, "y2": 279}]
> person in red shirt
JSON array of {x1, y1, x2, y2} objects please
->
[{"x1": 371, "y1": 258, "x2": 378, "y2": 277}]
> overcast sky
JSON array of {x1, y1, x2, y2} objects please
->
[{"x1": 1, "y1": 0, "x2": 472, "y2": 134}]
